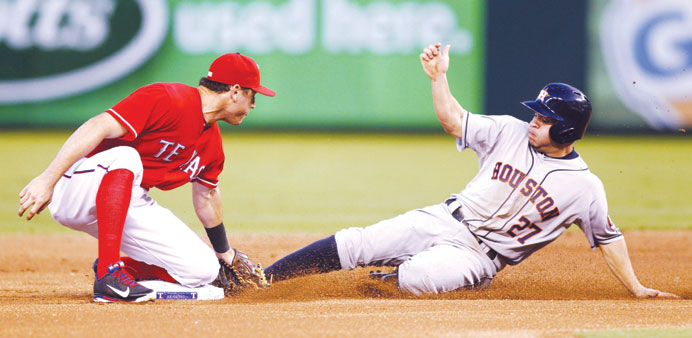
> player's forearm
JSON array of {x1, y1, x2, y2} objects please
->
[
  {"x1": 599, "y1": 239, "x2": 647, "y2": 296},
  {"x1": 192, "y1": 183, "x2": 224, "y2": 228},
  {"x1": 193, "y1": 184, "x2": 233, "y2": 259},
  {"x1": 431, "y1": 75, "x2": 466, "y2": 137},
  {"x1": 40, "y1": 113, "x2": 125, "y2": 185}
]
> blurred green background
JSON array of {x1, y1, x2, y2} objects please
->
[
  {"x1": 0, "y1": 0, "x2": 484, "y2": 130},
  {"x1": 2, "y1": 0, "x2": 691, "y2": 236},
  {"x1": 4, "y1": 131, "x2": 690, "y2": 235}
]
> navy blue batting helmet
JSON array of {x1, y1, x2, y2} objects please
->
[{"x1": 521, "y1": 83, "x2": 592, "y2": 144}]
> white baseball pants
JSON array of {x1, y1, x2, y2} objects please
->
[
  {"x1": 335, "y1": 203, "x2": 502, "y2": 295},
  {"x1": 48, "y1": 146, "x2": 219, "y2": 287}
]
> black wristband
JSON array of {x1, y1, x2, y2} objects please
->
[{"x1": 205, "y1": 223, "x2": 230, "y2": 253}]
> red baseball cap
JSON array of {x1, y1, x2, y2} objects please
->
[{"x1": 206, "y1": 53, "x2": 276, "y2": 97}]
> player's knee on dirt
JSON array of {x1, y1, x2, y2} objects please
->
[
  {"x1": 397, "y1": 249, "x2": 490, "y2": 295},
  {"x1": 397, "y1": 261, "x2": 443, "y2": 295}
]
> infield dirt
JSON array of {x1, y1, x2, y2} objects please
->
[{"x1": 1, "y1": 230, "x2": 691, "y2": 337}]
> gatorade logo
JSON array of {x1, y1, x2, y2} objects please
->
[
  {"x1": 601, "y1": 0, "x2": 692, "y2": 129},
  {"x1": 0, "y1": 0, "x2": 168, "y2": 103}
]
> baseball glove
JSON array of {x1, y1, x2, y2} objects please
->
[{"x1": 213, "y1": 249, "x2": 270, "y2": 295}]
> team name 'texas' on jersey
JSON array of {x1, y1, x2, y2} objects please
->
[
  {"x1": 491, "y1": 161, "x2": 560, "y2": 222},
  {"x1": 154, "y1": 139, "x2": 206, "y2": 180}
]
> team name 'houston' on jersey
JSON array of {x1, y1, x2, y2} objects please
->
[{"x1": 451, "y1": 113, "x2": 622, "y2": 265}]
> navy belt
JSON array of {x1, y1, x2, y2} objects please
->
[{"x1": 444, "y1": 199, "x2": 498, "y2": 261}]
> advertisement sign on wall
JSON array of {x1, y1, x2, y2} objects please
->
[
  {"x1": 0, "y1": 0, "x2": 485, "y2": 130},
  {"x1": 598, "y1": 0, "x2": 692, "y2": 130},
  {"x1": 0, "y1": 0, "x2": 169, "y2": 104}
]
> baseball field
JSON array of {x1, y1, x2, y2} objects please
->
[{"x1": 1, "y1": 131, "x2": 691, "y2": 337}]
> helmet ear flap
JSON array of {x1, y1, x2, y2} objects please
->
[{"x1": 549, "y1": 121, "x2": 576, "y2": 144}]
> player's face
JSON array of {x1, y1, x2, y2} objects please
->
[
  {"x1": 528, "y1": 113, "x2": 555, "y2": 148},
  {"x1": 224, "y1": 88, "x2": 256, "y2": 125}
]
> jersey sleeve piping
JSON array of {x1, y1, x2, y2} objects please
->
[
  {"x1": 462, "y1": 112, "x2": 470, "y2": 147},
  {"x1": 591, "y1": 234, "x2": 624, "y2": 249},
  {"x1": 193, "y1": 176, "x2": 218, "y2": 188},
  {"x1": 456, "y1": 111, "x2": 471, "y2": 151},
  {"x1": 107, "y1": 108, "x2": 138, "y2": 138}
]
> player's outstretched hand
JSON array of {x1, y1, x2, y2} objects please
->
[
  {"x1": 420, "y1": 42, "x2": 451, "y2": 80},
  {"x1": 214, "y1": 249, "x2": 269, "y2": 296},
  {"x1": 18, "y1": 175, "x2": 54, "y2": 220},
  {"x1": 634, "y1": 287, "x2": 680, "y2": 299}
]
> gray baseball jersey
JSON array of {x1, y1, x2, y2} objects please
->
[
  {"x1": 452, "y1": 113, "x2": 623, "y2": 265},
  {"x1": 335, "y1": 112, "x2": 623, "y2": 294}
]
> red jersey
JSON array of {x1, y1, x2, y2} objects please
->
[{"x1": 90, "y1": 83, "x2": 225, "y2": 191}]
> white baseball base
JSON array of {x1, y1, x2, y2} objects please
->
[{"x1": 138, "y1": 280, "x2": 224, "y2": 300}]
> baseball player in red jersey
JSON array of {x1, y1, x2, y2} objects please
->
[
  {"x1": 18, "y1": 53, "x2": 275, "y2": 302},
  {"x1": 263, "y1": 43, "x2": 679, "y2": 299}
]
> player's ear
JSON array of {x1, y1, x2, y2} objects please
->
[{"x1": 230, "y1": 84, "x2": 241, "y2": 101}]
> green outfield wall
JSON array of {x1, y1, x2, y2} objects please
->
[
  {"x1": 0, "y1": 0, "x2": 485, "y2": 130},
  {"x1": 3, "y1": 0, "x2": 690, "y2": 132}
]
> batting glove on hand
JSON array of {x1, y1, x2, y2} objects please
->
[{"x1": 213, "y1": 249, "x2": 270, "y2": 295}]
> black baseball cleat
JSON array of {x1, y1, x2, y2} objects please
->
[{"x1": 93, "y1": 261, "x2": 156, "y2": 303}]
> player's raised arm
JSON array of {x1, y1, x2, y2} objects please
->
[
  {"x1": 420, "y1": 43, "x2": 467, "y2": 138},
  {"x1": 18, "y1": 112, "x2": 127, "y2": 220},
  {"x1": 599, "y1": 239, "x2": 679, "y2": 298}
]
